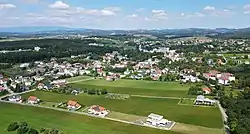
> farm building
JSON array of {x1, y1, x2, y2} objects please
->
[
  {"x1": 146, "y1": 113, "x2": 170, "y2": 126},
  {"x1": 88, "y1": 105, "x2": 109, "y2": 117},
  {"x1": 194, "y1": 95, "x2": 215, "y2": 105}
]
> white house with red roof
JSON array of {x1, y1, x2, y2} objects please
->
[
  {"x1": 0, "y1": 86, "x2": 6, "y2": 92},
  {"x1": 67, "y1": 100, "x2": 81, "y2": 110},
  {"x1": 0, "y1": 78, "x2": 8, "y2": 85},
  {"x1": 203, "y1": 70, "x2": 235, "y2": 85},
  {"x1": 88, "y1": 105, "x2": 109, "y2": 117},
  {"x1": 202, "y1": 87, "x2": 211, "y2": 94},
  {"x1": 27, "y1": 96, "x2": 40, "y2": 104},
  {"x1": 37, "y1": 83, "x2": 45, "y2": 89},
  {"x1": 217, "y1": 73, "x2": 235, "y2": 85}
]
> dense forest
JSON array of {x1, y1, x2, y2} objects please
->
[
  {"x1": 218, "y1": 65, "x2": 250, "y2": 134},
  {"x1": 0, "y1": 39, "x2": 118, "y2": 63}
]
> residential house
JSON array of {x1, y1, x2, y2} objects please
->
[
  {"x1": 194, "y1": 95, "x2": 215, "y2": 105},
  {"x1": 67, "y1": 100, "x2": 81, "y2": 110},
  {"x1": 181, "y1": 75, "x2": 200, "y2": 83},
  {"x1": 146, "y1": 113, "x2": 170, "y2": 126},
  {"x1": 20, "y1": 63, "x2": 30, "y2": 68},
  {"x1": 27, "y1": 96, "x2": 40, "y2": 104},
  {"x1": 51, "y1": 79, "x2": 67, "y2": 88},
  {"x1": 124, "y1": 69, "x2": 131, "y2": 75},
  {"x1": 37, "y1": 83, "x2": 45, "y2": 89},
  {"x1": 10, "y1": 82, "x2": 17, "y2": 89},
  {"x1": 24, "y1": 81, "x2": 32, "y2": 86},
  {"x1": 88, "y1": 105, "x2": 109, "y2": 117},
  {"x1": 106, "y1": 76, "x2": 114, "y2": 81},
  {"x1": 0, "y1": 78, "x2": 8, "y2": 85},
  {"x1": 217, "y1": 73, "x2": 235, "y2": 85},
  {"x1": 8, "y1": 95, "x2": 22, "y2": 103},
  {"x1": 33, "y1": 76, "x2": 44, "y2": 81},
  {"x1": 0, "y1": 86, "x2": 6, "y2": 92},
  {"x1": 202, "y1": 87, "x2": 211, "y2": 94}
]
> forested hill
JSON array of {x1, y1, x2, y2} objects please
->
[{"x1": 0, "y1": 39, "x2": 118, "y2": 63}]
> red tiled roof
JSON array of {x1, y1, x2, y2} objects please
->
[
  {"x1": 67, "y1": 100, "x2": 81, "y2": 107},
  {"x1": 90, "y1": 105, "x2": 106, "y2": 112},
  {"x1": 219, "y1": 77, "x2": 229, "y2": 81},
  {"x1": 202, "y1": 87, "x2": 211, "y2": 92},
  {"x1": 28, "y1": 96, "x2": 38, "y2": 101},
  {"x1": 38, "y1": 83, "x2": 44, "y2": 86},
  {"x1": 0, "y1": 86, "x2": 5, "y2": 91}
]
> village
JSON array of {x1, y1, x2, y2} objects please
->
[{"x1": 0, "y1": 45, "x2": 244, "y2": 133}]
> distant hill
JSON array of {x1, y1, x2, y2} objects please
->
[
  {"x1": 0, "y1": 26, "x2": 86, "y2": 33},
  {"x1": 0, "y1": 26, "x2": 250, "y2": 38}
]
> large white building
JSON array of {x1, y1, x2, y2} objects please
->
[
  {"x1": 194, "y1": 95, "x2": 215, "y2": 105},
  {"x1": 146, "y1": 113, "x2": 170, "y2": 126}
]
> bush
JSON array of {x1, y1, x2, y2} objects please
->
[
  {"x1": 50, "y1": 128, "x2": 59, "y2": 134},
  {"x1": 40, "y1": 128, "x2": 45, "y2": 133},
  {"x1": 28, "y1": 128, "x2": 39, "y2": 134},
  {"x1": 43, "y1": 129, "x2": 50, "y2": 134},
  {"x1": 7, "y1": 122, "x2": 19, "y2": 132},
  {"x1": 101, "y1": 89, "x2": 108, "y2": 95},
  {"x1": 20, "y1": 121, "x2": 28, "y2": 127},
  {"x1": 17, "y1": 126, "x2": 29, "y2": 134},
  {"x1": 188, "y1": 86, "x2": 203, "y2": 95}
]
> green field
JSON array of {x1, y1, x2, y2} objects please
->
[
  {"x1": 223, "y1": 53, "x2": 250, "y2": 58},
  {"x1": 67, "y1": 76, "x2": 93, "y2": 82},
  {"x1": 0, "y1": 103, "x2": 181, "y2": 134},
  {"x1": 223, "y1": 53, "x2": 250, "y2": 62},
  {"x1": 22, "y1": 91, "x2": 223, "y2": 129},
  {"x1": 71, "y1": 79, "x2": 191, "y2": 97}
]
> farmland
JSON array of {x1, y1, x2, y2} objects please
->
[
  {"x1": 0, "y1": 103, "x2": 181, "y2": 134},
  {"x1": 66, "y1": 75, "x2": 93, "y2": 83},
  {"x1": 22, "y1": 91, "x2": 223, "y2": 129},
  {"x1": 70, "y1": 79, "x2": 191, "y2": 97}
]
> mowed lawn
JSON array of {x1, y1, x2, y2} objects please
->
[
  {"x1": 22, "y1": 91, "x2": 223, "y2": 129},
  {"x1": 66, "y1": 76, "x2": 93, "y2": 82},
  {"x1": 0, "y1": 103, "x2": 181, "y2": 134},
  {"x1": 71, "y1": 79, "x2": 191, "y2": 97}
]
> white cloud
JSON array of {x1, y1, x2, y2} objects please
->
[
  {"x1": 204, "y1": 6, "x2": 215, "y2": 11},
  {"x1": 127, "y1": 14, "x2": 139, "y2": 18},
  {"x1": 244, "y1": 11, "x2": 250, "y2": 14},
  {"x1": 136, "y1": 8, "x2": 145, "y2": 12},
  {"x1": 182, "y1": 12, "x2": 205, "y2": 19},
  {"x1": 49, "y1": 1, "x2": 70, "y2": 9},
  {"x1": 194, "y1": 12, "x2": 205, "y2": 17},
  {"x1": 103, "y1": 7, "x2": 121, "y2": 12},
  {"x1": 100, "y1": 9, "x2": 116, "y2": 16},
  {"x1": 244, "y1": 4, "x2": 250, "y2": 14},
  {"x1": 21, "y1": 0, "x2": 41, "y2": 4},
  {"x1": 244, "y1": 4, "x2": 250, "y2": 10},
  {"x1": 0, "y1": 4, "x2": 16, "y2": 9},
  {"x1": 152, "y1": 10, "x2": 167, "y2": 20}
]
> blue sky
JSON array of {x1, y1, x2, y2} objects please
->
[{"x1": 0, "y1": 0, "x2": 250, "y2": 29}]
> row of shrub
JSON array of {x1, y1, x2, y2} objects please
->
[
  {"x1": 7, "y1": 121, "x2": 62, "y2": 134},
  {"x1": 37, "y1": 86, "x2": 108, "y2": 96},
  {"x1": 82, "y1": 88, "x2": 108, "y2": 95},
  {"x1": 105, "y1": 93, "x2": 130, "y2": 100}
]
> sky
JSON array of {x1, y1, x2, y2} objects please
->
[{"x1": 0, "y1": 0, "x2": 250, "y2": 29}]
